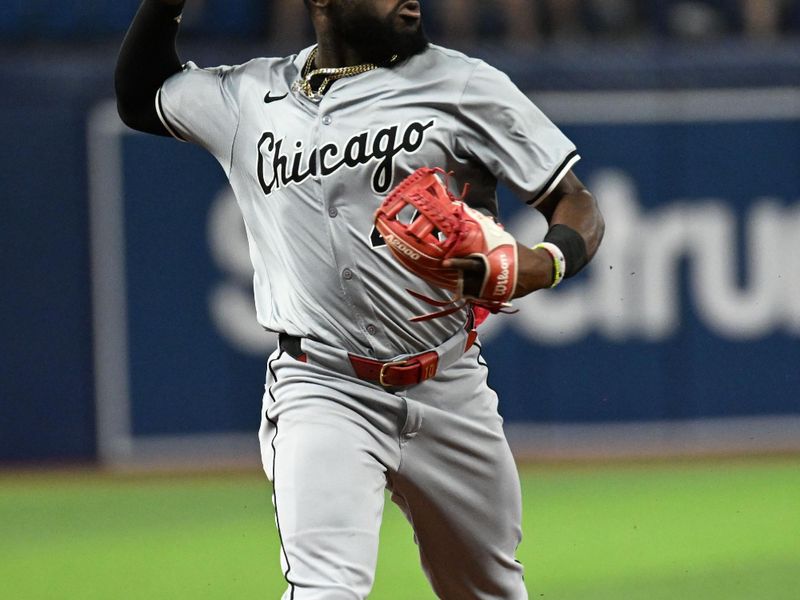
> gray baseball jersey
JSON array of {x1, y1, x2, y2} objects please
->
[
  {"x1": 156, "y1": 44, "x2": 578, "y2": 359},
  {"x1": 157, "y1": 42, "x2": 579, "y2": 600}
]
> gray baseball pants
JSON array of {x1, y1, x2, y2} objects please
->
[{"x1": 258, "y1": 333, "x2": 527, "y2": 599}]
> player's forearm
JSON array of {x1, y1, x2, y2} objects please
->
[
  {"x1": 546, "y1": 188, "x2": 604, "y2": 261},
  {"x1": 513, "y1": 244, "x2": 558, "y2": 297},
  {"x1": 514, "y1": 182, "x2": 605, "y2": 297},
  {"x1": 115, "y1": 0, "x2": 186, "y2": 135}
]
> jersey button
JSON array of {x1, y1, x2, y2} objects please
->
[
  {"x1": 322, "y1": 115, "x2": 333, "y2": 125},
  {"x1": 328, "y1": 207, "x2": 338, "y2": 218},
  {"x1": 366, "y1": 324, "x2": 378, "y2": 335},
  {"x1": 342, "y1": 268, "x2": 353, "y2": 280}
]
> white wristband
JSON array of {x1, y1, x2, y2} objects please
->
[{"x1": 533, "y1": 242, "x2": 566, "y2": 288}]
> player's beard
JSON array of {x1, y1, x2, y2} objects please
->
[{"x1": 330, "y1": 1, "x2": 429, "y2": 65}]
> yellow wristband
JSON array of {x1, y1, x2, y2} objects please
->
[{"x1": 533, "y1": 242, "x2": 566, "y2": 288}]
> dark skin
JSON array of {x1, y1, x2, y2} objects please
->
[
  {"x1": 304, "y1": 0, "x2": 605, "y2": 297},
  {"x1": 448, "y1": 171, "x2": 604, "y2": 298},
  {"x1": 307, "y1": 0, "x2": 426, "y2": 67}
]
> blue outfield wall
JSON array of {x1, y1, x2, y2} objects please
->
[
  {"x1": 0, "y1": 92, "x2": 98, "y2": 461},
  {"x1": 1, "y1": 46, "x2": 799, "y2": 462}
]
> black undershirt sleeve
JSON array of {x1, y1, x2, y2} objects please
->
[{"x1": 115, "y1": 0, "x2": 186, "y2": 136}]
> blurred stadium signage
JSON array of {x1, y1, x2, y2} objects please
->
[
  {"x1": 206, "y1": 168, "x2": 800, "y2": 352},
  {"x1": 89, "y1": 88, "x2": 800, "y2": 464},
  {"x1": 496, "y1": 168, "x2": 800, "y2": 344}
]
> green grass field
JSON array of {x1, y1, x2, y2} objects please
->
[{"x1": 2, "y1": 457, "x2": 799, "y2": 599}]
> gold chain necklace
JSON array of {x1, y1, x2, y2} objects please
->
[{"x1": 292, "y1": 47, "x2": 396, "y2": 102}]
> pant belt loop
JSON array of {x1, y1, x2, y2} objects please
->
[{"x1": 278, "y1": 333, "x2": 307, "y2": 362}]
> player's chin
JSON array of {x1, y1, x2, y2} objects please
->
[{"x1": 390, "y1": 25, "x2": 429, "y2": 57}]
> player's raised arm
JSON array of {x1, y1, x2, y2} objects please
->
[{"x1": 115, "y1": 0, "x2": 186, "y2": 136}]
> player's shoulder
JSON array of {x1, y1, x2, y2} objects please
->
[
  {"x1": 206, "y1": 53, "x2": 299, "y2": 81},
  {"x1": 183, "y1": 52, "x2": 302, "y2": 97},
  {"x1": 416, "y1": 44, "x2": 485, "y2": 73},
  {"x1": 409, "y1": 45, "x2": 511, "y2": 88}
]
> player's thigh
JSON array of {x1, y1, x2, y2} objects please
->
[
  {"x1": 271, "y1": 416, "x2": 388, "y2": 598},
  {"x1": 260, "y1": 358, "x2": 393, "y2": 597},
  {"x1": 268, "y1": 401, "x2": 390, "y2": 534},
  {"x1": 392, "y1": 428, "x2": 525, "y2": 598},
  {"x1": 390, "y1": 375, "x2": 526, "y2": 597}
]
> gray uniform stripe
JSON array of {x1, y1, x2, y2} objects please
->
[
  {"x1": 527, "y1": 149, "x2": 581, "y2": 206},
  {"x1": 154, "y1": 87, "x2": 187, "y2": 142},
  {"x1": 265, "y1": 351, "x2": 296, "y2": 598}
]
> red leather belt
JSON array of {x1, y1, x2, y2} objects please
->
[
  {"x1": 279, "y1": 329, "x2": 478, "y2": 388},
  {"x1": 348, "y1": 351, "x2": 440, "y2": 388}
]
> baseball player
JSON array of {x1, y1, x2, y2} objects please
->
[{"x1": 115, "y1": 1, "x2": 605, "y2": 598}]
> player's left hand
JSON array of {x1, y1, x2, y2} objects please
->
[
  {"x1": 440, "y1": 256, "x2": 485, "y2": 297},
  {"x1": 375, "y1": 167, "x2": 522, "y2": 320},
  {"x1": 444, "y1": 243, "x2": 554, "y2": 299}
]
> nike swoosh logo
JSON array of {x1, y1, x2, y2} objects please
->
[{"x1": 264, "y1": 91, "x2": 288, "y2": 104}]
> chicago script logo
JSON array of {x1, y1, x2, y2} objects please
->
[{"x1": 256, "y1": 119, "x2": 435, "y2": 196}]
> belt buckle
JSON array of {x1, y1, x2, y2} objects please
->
[{"x1": 379, "y1": 359, "x2": 410, "y2": 387}]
